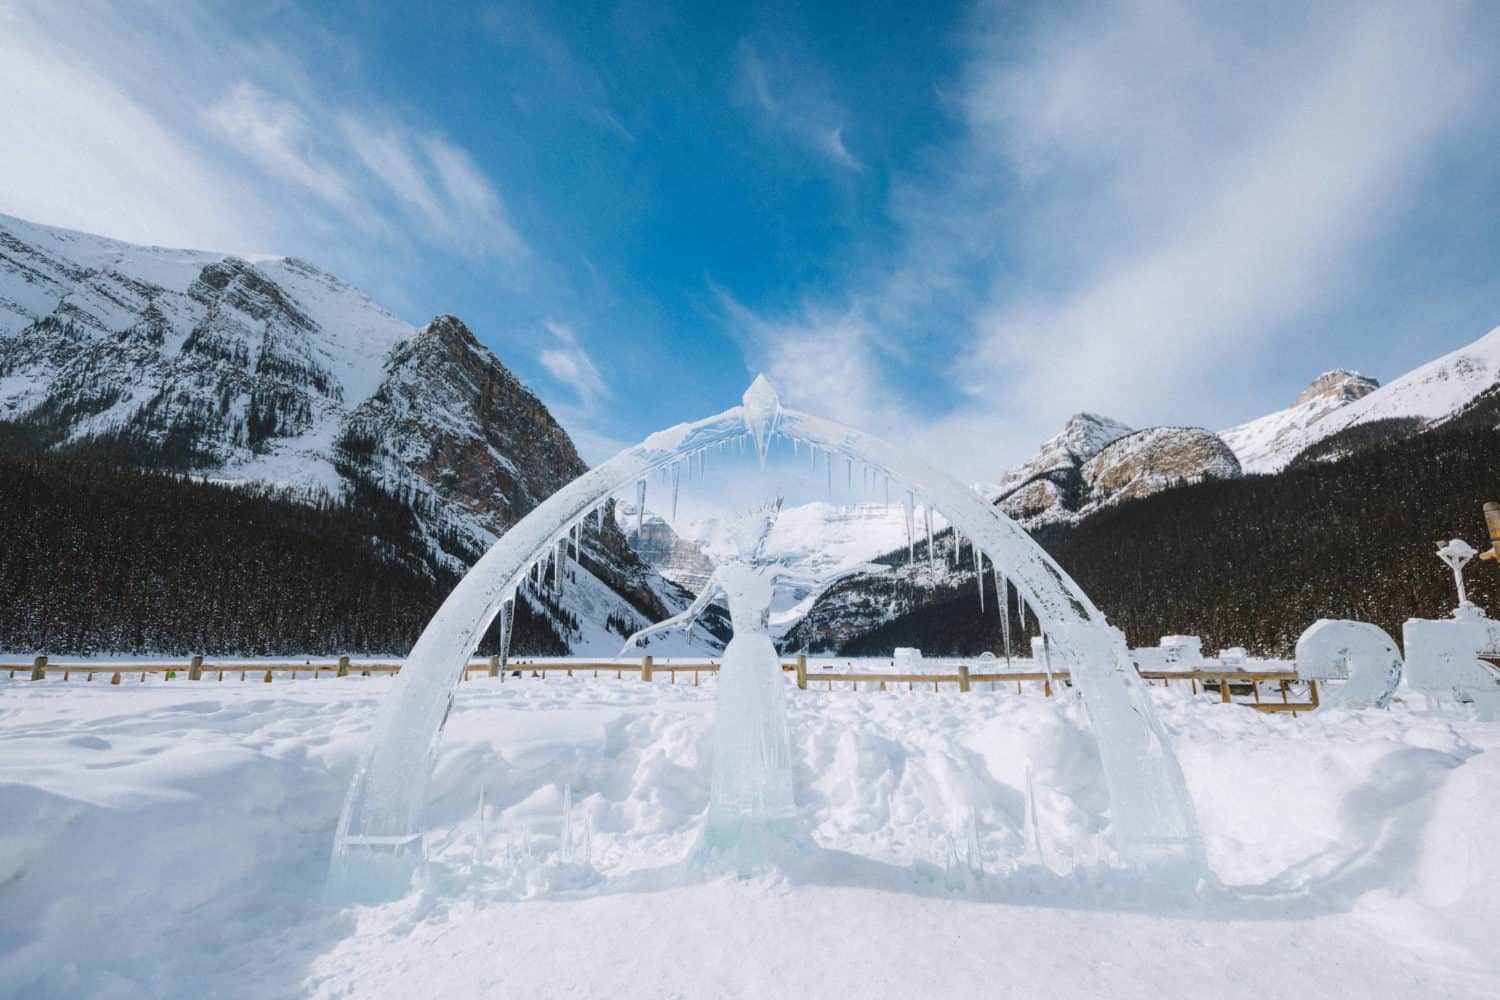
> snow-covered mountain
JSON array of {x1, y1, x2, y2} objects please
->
[
  {"x1": 983, "y1": 413, "x2": 1240, "y2": 527},
  {"x1": 677, "y1": 502, "x2": 942, "y2": 581},
  {"x1": 1221, "y1": 328, "x2": 1500, "y2": 473},
  {"x1": 0, "y1": 212, "x2": 713, "y2": 655},
  {"x1": 1220, "y1": 369, "x2": 1380, "y2": 473}
]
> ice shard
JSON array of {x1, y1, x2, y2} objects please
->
[
  {"x1": 924, "y1": 505, "x2": 934, "y2": 570},
  {"x1": 903, "y1": 492, "x2": 915, "y2": 564},
  {"x1": 1000, "y1": 575, "x2": 1012, "y2": 666},
  {"x1": 635, "y1": 479, "x2": 646, "y2": 539},
  {"x1": 974, "y1": 547, "x2": 985, "y2": 612},
  {"x1": 671, "y1": 461, "x2": 681, "y2": 521}
]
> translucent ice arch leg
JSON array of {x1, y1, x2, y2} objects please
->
[{"x1": 328, "y1": 376, "x2": 1203, "y2": 901}]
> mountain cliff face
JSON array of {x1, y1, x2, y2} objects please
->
[
  {"x1": 1082, "y1": 427, "x2": 1242, "y2": 508},
  {"x1": 616, "y1": 503, "x2": 717, "y2": 591},
  {"x1": 988, "y1": 413, "x2": 1240, "y2": 527},
  {"x1": 0, "y1": 212, "x2": 710, "y2": 655}
]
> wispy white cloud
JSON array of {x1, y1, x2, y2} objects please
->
[
  {"x1": 727, "y1": 0, "x2": 1499, "y2": 480},
  {"x1": 735, "y1": 40, "x2": 863, "y2": 172},
  {"x1": 538, "y1": 321, "x2": 609, "y2": 411},
  {"x1": 0, "y1": 0, "x2": 526, "y2": 277}
]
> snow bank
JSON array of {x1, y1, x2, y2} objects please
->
[{"x1": 2, "y1": 676, "x2": 1497, "y2": 998}]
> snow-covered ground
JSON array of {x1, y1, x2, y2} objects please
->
[{"x1": 2, "y1": 674, "x2": 1496, "y2": 999}]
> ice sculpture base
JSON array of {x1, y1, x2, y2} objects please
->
[
  {"x1": 697, "y1": 816, "x2": 806, "y2": 876},
  {"x1": 327, "y1": 836, "x2": 423, "y2": 904}
]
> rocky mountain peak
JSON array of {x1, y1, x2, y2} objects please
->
[{"x1": 1292, "y1": 369, "x2": 1379, "y2": 408}]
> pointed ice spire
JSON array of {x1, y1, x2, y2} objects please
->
[
  {"x1": 635, "y1": 479, "x2": 646, "y2": 539},
  {"x1": 670, "y1": 461, "x2": 681, "y2": 521}
]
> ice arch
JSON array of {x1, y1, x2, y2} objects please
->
[{"x1": 330, "y1": 377, "x2": 1202, "y2": 898}]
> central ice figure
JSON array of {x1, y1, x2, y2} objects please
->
[{"x1": 621, "y1": 497, "x2": 865, "y2": 869}]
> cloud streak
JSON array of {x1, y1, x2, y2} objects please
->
[
  {"x1": 727, "y1": 0, "x2": 1500, "y2": 480},
  {"x1": 0, "y1": 0, "x2": 525, "y2": 273}
]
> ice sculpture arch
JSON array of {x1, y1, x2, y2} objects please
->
[{"x1": 330, "y1": 376, "x2": 1202, "y2": 898}]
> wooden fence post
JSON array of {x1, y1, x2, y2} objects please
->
[
  {"x1": 796, "y1": 655, "x2": 807, "y2": 691},
  {"x1": 488, "y1": 655, "x2": 500, "y2": 678},
  {"x1": 1220, "y1": 677, "x2": 1232, "y2": 704},
  {"x1": 263, "y1": 668, "x2": 273, "y2": 683},
  {"x1": 30, "y1": 655, "x2": 47, "y2": 681},
  {"x1": 958, "y1": 665, "x2": 971, "y2": 693},
  {"x1": 337, "y1": 656, "x2": 351, "y2": 678},
  {"x1": 110, "y1": 670, "x2": 122, "y2": 685},
  {"x1": 188, "y1": 655, "x2": 204, "y2": 681},
  {"x1": 641, "y1": 655, "x2": 653, "y2": 682}
]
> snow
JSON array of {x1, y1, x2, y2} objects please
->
[
  {"x1": 681, "y1": 501, "x2": 946, "y2": 581},
  {"x1": 1223, "y1": 329, "x2": 1500, "y2": 473},
  {"x1": 2, "y1": 675, "x2": 1497, "y2": 998}
]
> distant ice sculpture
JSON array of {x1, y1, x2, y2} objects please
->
[
  {"x1": 1294, "y1": 620, "x2": 1403, "y2": 709},
  {"x1": 330, "y1": 374, "x2": 1204, "y2": 901},
  {"x1": 619, "y1": 497, "x2": 871, "y2": 869},
  {"x1": 1401, "y1": 539, "x2": 1500, "y2": 718},
  {"x1": 1404, "y1": 608, "x2": 1500, "y2": 719}
]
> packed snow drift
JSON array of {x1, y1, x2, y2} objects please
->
[{"x1": 2, "y1": 671, "x2": 1497, "y2": 999}]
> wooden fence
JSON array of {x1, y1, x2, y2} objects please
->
[{"x1": 2, "y1": 653, "x2": 1319, "y2": 714}]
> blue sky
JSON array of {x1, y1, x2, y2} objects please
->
[{"x1": 3, "y1": 0, "x2": 1499, "y2": 481}]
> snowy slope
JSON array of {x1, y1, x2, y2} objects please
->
[
  {"x1": 3, "y1": 676, "x2": 1497, "y2": 998},
  {"x1": 1219, "y1": 370, "x2": 1379, "y2": 474},
  {"x1": 1222, "y1": 328, "x2": 1500, "y2": 473},
  {"x1": 678, "y1": 501, "x2": 944, "y2": 580}
]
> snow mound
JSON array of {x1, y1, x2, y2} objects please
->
[{"x1": 2, "y1": 677, "x2": 1497, "y2": 998}]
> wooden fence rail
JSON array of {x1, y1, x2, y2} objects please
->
[{"x1": 2, "y1": 654, "x2": 1319, "y2": 713}]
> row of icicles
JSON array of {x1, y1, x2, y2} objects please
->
[{"x1": 489, "y1": 432, "x2": 1046, "y2": 668}]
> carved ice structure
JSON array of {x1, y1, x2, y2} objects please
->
[
  {"x1": 1403, "y1": 607, "x2": 1500, "y2": 719},
  {"x1": 1294, "y1": 620, "x2": 1403, "y2": 709},
  {"x1": 329, "y1": 375, "x2": 1204, "y2": 900}
]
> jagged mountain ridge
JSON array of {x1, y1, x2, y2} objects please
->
[{"x1": 0, "y1": 212, "x2": 713, "y2": 655}]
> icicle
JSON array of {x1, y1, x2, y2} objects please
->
[
  {"x1": 974, "y1": 547, "x2": 985, "y2": 612},
  {"x1": 826, "y1": 451, "x2": 833, "y2": 495},
  {"x1": 903, "y1": 492, "x2": 915, "y2": 564},
  {"x1": 554, "y1": 539, "x2": 565, "y2": 593},
  {"x1": 924, "y1": 505, "x2": 934, "y2": 570},
  {"x1": 793, "y1": 437, "x2": 800, "y2": 458},
  {"x1": 500, "y1": 597, "x2": 514, "y2": 669},
  {"x1": 571, "y1": 522, "x2": 580, "y2": 562},
  {"x1": 846, "y1": 457, "x2": 852, "y2": 492},
  {"x1": 562, "y1": 783, "x2": 573, "y2": 863},
  {"x1": 810, "y1": 442, "x2": 817, "y2": 470},
  {"x1": 949, "y1": 528, "x2": 958, "y2": 569},
  {"x1": 884, "y1": 474, "x2": 891, "y2": 507},
  {"x1": 595, "y1": 502, "x2": 605, "y2": 532},
  {"x1": 1000, "y1": 576, "x2": 1012, "y2": 667},
  {"x1": 1019, "y1": 598, "x2": 1028, "y2": 632},
  {"x1": 635, "y1": 478, "x2": 646, "y2": 539},
  {"x1": 670, "y1": 461, "x2": 680, "y2": 521}
]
